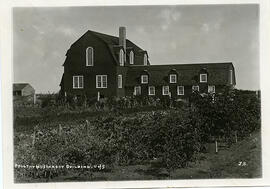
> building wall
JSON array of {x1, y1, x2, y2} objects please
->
[
  {"x1": 125, "y1": 84, "x2": 227, "y2": 99},
  {"x1": 63, "y1": 32, "x2": 117, "y2": 98}
]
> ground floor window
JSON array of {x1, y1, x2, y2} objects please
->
[
  {"x1": 73, "y1": 75, "x2": 84, "y2": 89},
  {"x1": 162, "y1": 86, "x2": 170, "y2": 95},
  {"x1": 118, "y1": 75, "x2": 122, "y2": 88},
  {"x1": 177, "y1": 86, "x2": 184, "y2": 95},
  {"x1": 134, "y1": 86, "x2": 141, "y2": 95},
  {"x1": 96, "y1": 75, "x2": 107, "y2": 88},
  {"x1": 208, "y1": 85, "x2": 215, "y2": 93},
  {"x1": 148, "y1": 86, "x2": 155, "y2": 95},
  {"x1": 192, "y1": 85, "x2": 199, "y2": 92}
]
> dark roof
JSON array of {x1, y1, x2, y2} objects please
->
[
  {"x1": 126, "y1": 62, "x2": 234, "y2": 86},
  {"x1": 63, "y1": 29, "x2": 148, "y2": 66},
  {"x1": 88, "y1": 30, "x2": 144, "y2": 53},
  {"x1": 13, "y1": 83, "x2": 31, "y2": 91}
]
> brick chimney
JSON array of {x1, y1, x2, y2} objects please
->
[{"x1": 119, "y1": 27, "x2": 126, "y2": 51}]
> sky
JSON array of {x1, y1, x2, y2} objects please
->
[{"x1": 13, "y1": 4, "x2": 259, "y2": 93}]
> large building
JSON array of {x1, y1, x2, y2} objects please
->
[{"x1": 60, "y1": 27, "x2": 236, "y2": 99}]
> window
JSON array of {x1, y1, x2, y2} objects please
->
[
  {"x1": 134, "y1": 86, "x2": 141, "y2": 95},
  {"x1": 130, "y1": 51, "x2": 134, "y2": 64},
  {"x1": 143, "y1": 54, "x2": 148, "y2": 65},
  {"x1": 208, "y1": 85, "x2": 215, "y2": 93},
  {"x1": 162, "y1": 86, "x2": 170, "y2": 95},
  {"x1": 141, "y1": 75, "x2": 148, "y2": 84},
  {"x1": 177, "y1": 86, "x2": 184, "y2": 95},
  {"x1": 200, "y1": 74, "x2": 207, "y2": 83},
  {"x1": 96, "y1": 75, "x2": 107, "y2": 88},
  {"x1": 119, "y1": 49, "x2": 124, "y2": 66},
  {"x1": 148, "y1": 86, "x2": 155, "y2": 95},
  {"x1": 118, "y1": 75, "x2": 122, "y2": 88},
  {"x1": 230, "y1": 70, "x2": 233, "y2": 84},
  {"x1": 192, "y1": 85, "x2": 199, "y2": 92},
  {"x1": 170, "y1": 74, "x2": 177, "y2": 83},
  {"x1": 86, "y1": 47, "x2": 94, "y2": 66},
  {"x1": 73, "y1": 76, "x2": 84, "y2": 89}
]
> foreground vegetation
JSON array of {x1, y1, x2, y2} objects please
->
[{"x1": 14, "y1": 88, "x2": 261, "y2": 182}]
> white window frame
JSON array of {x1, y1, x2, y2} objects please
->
[
  {"x1": 177, "y1": 86, "x2": 184, "y2": 95},
  {"x1": 143, "y1": 54, "x2": 148, "y2": 65},
  {"x1": 73, "y1": 76, "x2": 84, "y2": 89},
  {"x1": 200, "y1": 74, "x2": 207, "y2": 83},
  {"x1": 208, "y1": 85, "x2": 215, "y2": 93},
  {"x1": 170, "y1": 74, "x2": 177, "y2": 83},
  {"x1": 141, "y1": 75, "x2": 148, "y2": 84},
  {"x1": 86, "y1": 47, "x2": 94, "y2": 66},
  {"x1": 130, "y1": 51, "x2": 134, "y2": 65},
  {"x1": 96, "y1": 75, "x2": 107, "y2": 88},
  {"x1": 162, "y1": 86, "x2": 170, "y2": 95},
  {"x1": 148, "y1": 86, "x2": 155, "y2": 95},
  {"x1": 192, "y1": 85, "x2": 200, "y2": 92},
  {"x1": 134, "y1": 86, "x2": 141, "y2": 96},
  {"x1": 119, "y1": 49, "x2": 124, "y2": 66},
  {"x1": 118, "y1": 75, "x2": 122, "y2": 88}
]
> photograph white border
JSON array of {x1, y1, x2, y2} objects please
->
[{"x1": 1, "y1": 0, "x2": 270, "y2": 188}]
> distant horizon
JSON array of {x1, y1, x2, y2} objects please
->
[{"x1": 13, "y1": 4, "x2": 259, "y2": 93}]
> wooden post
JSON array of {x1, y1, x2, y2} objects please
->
[
  {"x1": 32, "y1": 131, "x2": 36, "y2": 147},
  {"x1": 97, "y1": 92, "x2": 100, "y2": 102},
  {"x1": 85, "y1": 120, "x2": 89, "y2": 132},
  {"x1": 235, "y1": 131, "x2": 238, "y2": 143},
  {"x1": 58, "y1": 124, "x2": 62, "y2": 136},
  {"x1": 215, "y1": 140, "x2": 218, "y2": 153}
]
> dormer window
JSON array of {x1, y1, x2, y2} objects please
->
[
  {"x1": 200, "y1": 74, "x2": 207, "y2": 83},
  {"x1": 130, "y1": 51, "x2": 134, "y2": 65},
  {"x1": 169, "y1": 74, "x2": 177, "y2": 83},
  {"x1": 141, "y1": 75, "x2": 148, "y2": 84},
  {"x1": 86, "y1": 47, "x2": 94, "y2": 66},
  {"x1": 119, "y1": 49, "x2": 124, "y2": 66},
  {"x1": 143, "y1": 54, "x2": 148, "y2": 65}
]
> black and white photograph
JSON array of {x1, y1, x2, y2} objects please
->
[{"x1": 1, "y1": 1, "x2": 270, "y2": 188}]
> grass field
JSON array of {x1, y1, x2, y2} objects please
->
[{"x1": 14, "y1": 106, "x2": 261, "y2": 182}]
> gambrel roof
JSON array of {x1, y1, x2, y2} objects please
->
[{"x1": 63, "y1": 30, "x2": 149, "y2": 66}]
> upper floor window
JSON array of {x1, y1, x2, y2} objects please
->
[
  {"x1": 73, "y1": 76, "x2": 84, "y2": 89},
  {"x1": 177, "y1": 86, "x2": 184, "y2": 95},
  {"x1": 162, "y1": 86, "x2": 170, "y2": 95},
  {"x1": 119, "y1": 49, "x2": 124, "y2": 66},
  {"x1": 148, "y1": 86, "x2": 155, "y2": 96},
  {"x1": 208, "y1": 85, "x2": 215, "y2": 93},
  {"x1": 141, "y1": 75, "x2": 148, "y2": 84},
  {"x1": 200, "y1": 74, "x2": 207, "y2": 83},
  {"x1": 169, "y1": 74, "x2": 177, "y2": 83},
  {"x1": 192, "y1": 85, "x2": 199, "y2": 92},
  {"x1": 96, "y1": 75, "x2": 107, "y2": 88},
  {"x1": 134, "y1": 86, "x2": 141, "y2": 96},
  {"x1": 143, "y1": 54, "x2": 148, "y2": 65},
  {"x1": 118, "y1": 75, "x2": 122, "y2": 88},
  {"x1": 130, "y1": 51, "x2": 134, "y2": 65},
  {"x1": 86, "y1": 47, "x2": 94, "y2": 66}
]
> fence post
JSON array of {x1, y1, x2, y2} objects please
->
[
  {"x1": 85, "y1": 120, "x2": 89, "y2": 132},
  {"x1": 58, "y1": 124, "x2": 62, "y2": 136},
  {"x1": 235, "y1": 131, "x2": 238, "y2": 143},
  {"x1": 215, "y1": 140, "x2": 218, "y2": 153},
  {"x1": 32, "y1": 131, "x2": 36, "y2": 147}
]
